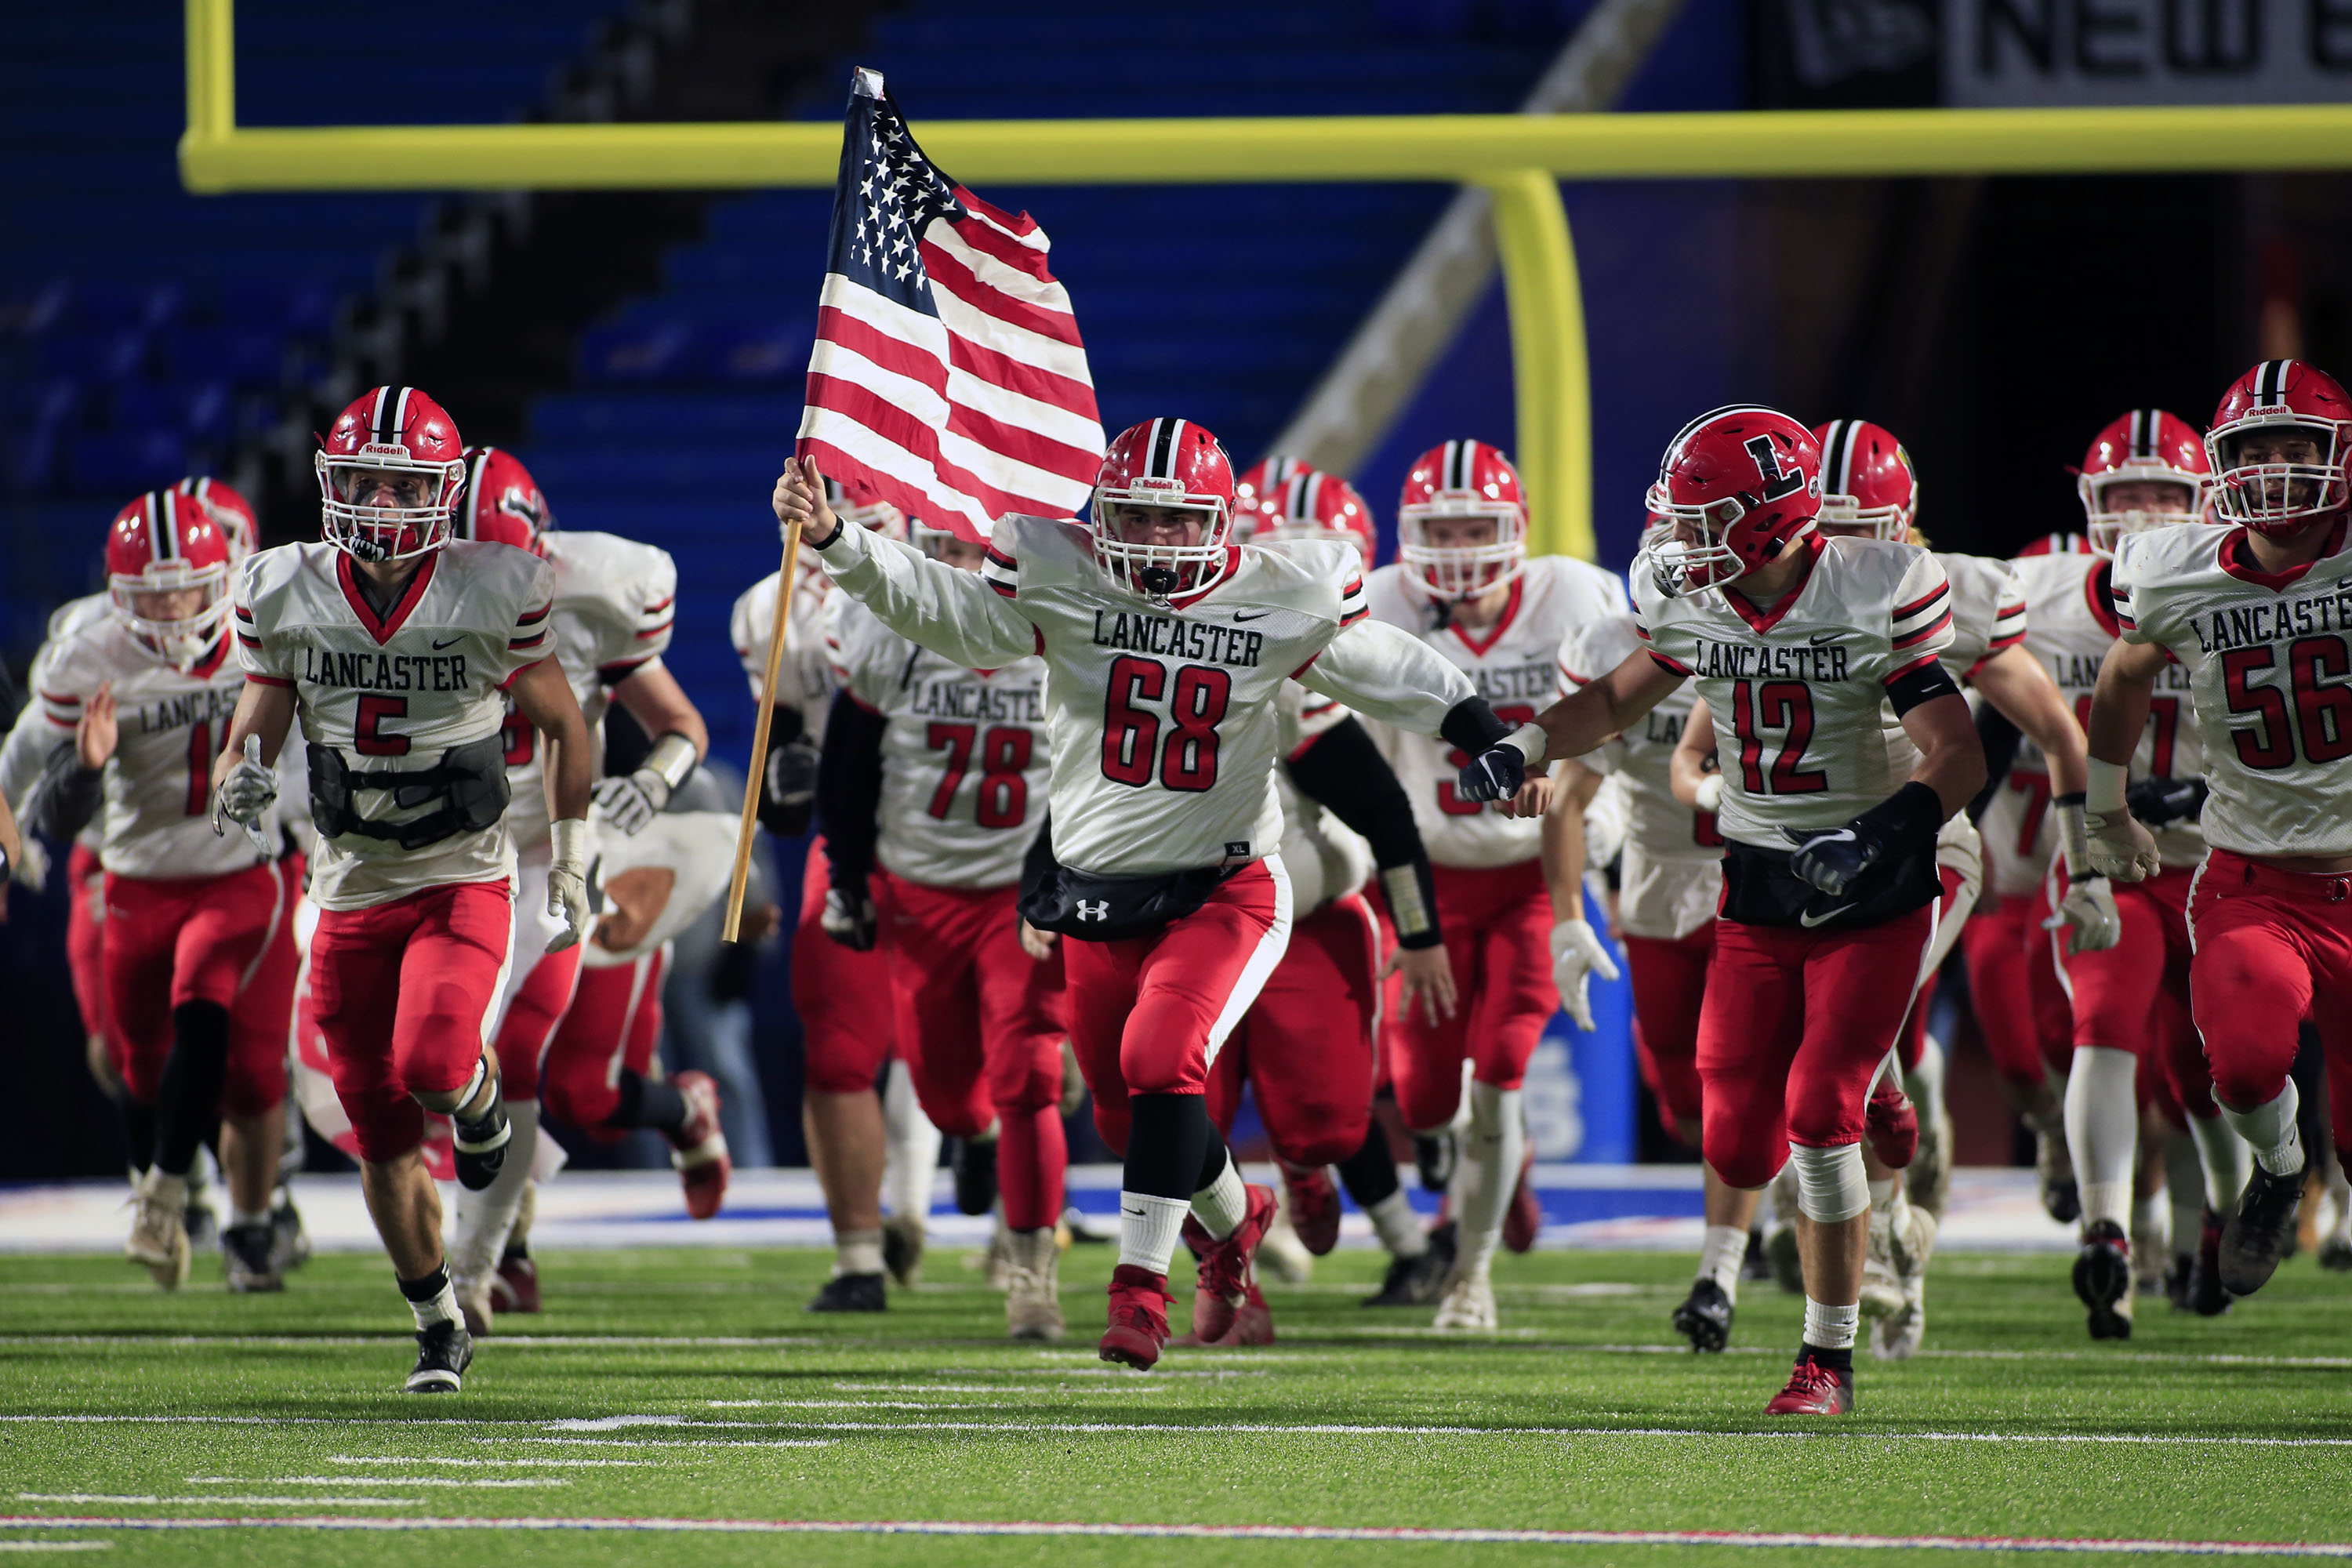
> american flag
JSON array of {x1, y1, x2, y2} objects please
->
[{"x1": 796, "y1": 68, "x2": 1105, "y2": 541}]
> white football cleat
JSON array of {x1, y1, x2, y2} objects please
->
[
  {"x1": 1004, "y1": 1227, "x2": 1064, "y2": 1342},
  {"x1": 124, "y1": 1172, "x2": 191, "y2": 1290},
  {"x1": 1432, "y1": 1269, "x2": 1497, "y2": 1332}
]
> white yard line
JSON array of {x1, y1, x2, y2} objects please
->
[
  {"x1": 325, "y1": 1457, "x2": 650, "y2": 1468},
  {"x1": 185, "y1": 1479, "x2": 566, "y2": 1489}
]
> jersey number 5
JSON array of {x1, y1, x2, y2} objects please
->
[
  {"x1": 1102, "y1": 655, "x2": 1230, "y2": 793},
  {"x1": 1730, "y1": 681, "x2": 1828, "y2": 795}
]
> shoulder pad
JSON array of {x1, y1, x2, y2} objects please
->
[{"x1": 985, "y1": 514, "x2": 1096, "y2": 591}]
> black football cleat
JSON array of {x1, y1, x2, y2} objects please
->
[
  {"x1": 806, "y1": 1272, "x2": 887, "y2": 1313},
  {"x1": 222, "y1": 1221, "x2": 283, "y2": 1294},
  {"x1": 1741, "y1": 1225, "x2": 1773, "y2": 1283},
  {"x1": 1366, "y1": 1222, "x2": 1455, "y2": 1307},
  {"x1": 952, "y1": 1137, "x2": 1000, "y2": 1218},
  {"x1": 1671, "y1": 1277, "x2": 1734, "y2": 1352},
  {"x1": 2220, "y1": 1163, "x2": 2304, "y2": 1298},
  {"x1": 404, "y1": 1320, "x2": 474, "y2": 1394},
  {"x1": 2072, "y1": 1219, "x2": 2133, "y2": 1340},
  {"x1": 1413, "y1": 1132, "x2": 1457, "y2": 1195},
  {"x1": 2187, "y1": 1206, "x2": 2233, "y2": 1317}
]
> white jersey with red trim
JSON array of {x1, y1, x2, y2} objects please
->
[
  {"x1": 1275, "y1": 681, "x2": 1371, "y2": 913},
  {"x1": 811, "y1": 515, "x2": 1476, "y2": 877},
  {"x1": 2112, "y1": 520, "x2": 2352, "y2": 859},
  {"x1": 1632, "y1": 535, "x2": 1955, "y2": 848},
  {"x1": 1935, "y1": 552, "x2": 2028, "y2": 681},
  {"x1": 826, "y1": 590, "x2": 1051, "y2": 891},
  {"x1": 1363, "y1": 555, "x2": 1629, "y2": 869},
  {"x1": 1561, "y1": 612, "x2": 1722, "y2": 939},
  {"x1": 29, "y1": 622, "x2": 271, "y2": 880},
  {"x1": 0, "y1": 594, "x2": 111, "y2": 847},
  {"x1": 501, "y1": 530, "x2": 677, "y2": 851},
  {"x1": 731, "y1": 564, "x2": 837, "y2": 731},
  {"x1": 235, "y1": 539, "x2": 554, "y2": 910},
  {"x1": 586, "y1": 808, "x2": 738, "y2": 967},
  {"x1": 1980, "y1": 550, "x2": 2206, "y2": 895}
]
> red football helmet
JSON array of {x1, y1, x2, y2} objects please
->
[
  {"x1": 826, "y1": 475, "x2": 909, "y2": 541},
  {"x1": 456, "y1": 445, "x2": 551, "y2": 552},
  {"x1": 1232, "y1": 455, "x2": 1311, "y2": 543},
  {"x1": 315, "y1": 385, "x2": 468, "y2": 563},
  {"x1": 2074, "y1": 408, "x2": 2210, "y2": 557},
  {"x1": 1646, "y1": 405, "x2": 1821, "y2": 596},
  {"x1": 176, "y1": 476, "x2": 256, "y2": 561},
  {"x1": 1254, "y1": 468, "x2": 1375, "y2": 560},
  {"x1": 1091, "y1": 417, "x2": 1236, "y2": 599},
  {"x1": 2206, "y1": 360, "x2": 2352, "y2": 535},
  {"x1": 107, "y1": 489, "x2": 233, "y2": 670},
  {"x1": 2016, "y1": 532, "x2": 2093, "y2": 557},
  {"x1": 1397, "y1": 440, "x2": 1526, "y2": 598},
  {"x1": 1811, "y1": 419, "x2": 1917, "y2": 543}
]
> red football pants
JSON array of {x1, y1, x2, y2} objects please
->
[
  {"x1": 66, "y1": 842, "x2": 108, "y2": 1048},
  {"x1": 1209, "y1": 891, "x2": 1383, "y2": 1171},
  {"x1": 1893, "y1": 863, "x2": 1970, "y2": 1072},
  {"x1": 102, "y1": 858, "x2": 298, "y2": 1116},
  {"x1": 308, "y1": 880, "x2": 514, "y2": 1163},
  {"x1": 488, "y1": 945, "x2": 582, "y2": 1103},
  {"x1": 1625, "y1": 924, "x2": 1715, "y2": 1132},
  {"x1": 875, "y1": 873, "x2": 1069, "y2": 1232},
  {"x1": 540, "y1": 948, "x2": 667, "y2": 1141},
  {"x1": 1962, "y1": 891, "x2": 2073, "y2": 1094},
  {"x1": 2188, "y1": 851, "x2": 2352, "y2": 1145},
  {"x1": 1064, "y1": 858, "x2": 1290, "y2": 1157},
  {"x1": 1697, "y1": 906, "x2": 1936, "y2": 1190},
  {"x1": 792, "y1": 837, "x2": 897, "y2": 1094},
  {"x1": 1387, "y1": 858, "x2": 1559, "y2": 1133},
  {"x1": 2056, "y1": 863, "x2": 2215, "y2": 1119}
]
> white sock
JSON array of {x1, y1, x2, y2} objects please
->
[
  {"x1": 1864, "y1": 1177, "x2": 1897, "y2": 1246},
  {"x1": 1698, "y1": 1225, "x2": 1745, "y2": 1301},
  {"x1": 2220, "y1": 1081, "x2": 2304, "y2": 1178},
  {"x1": 1191, "y1": 1151, "x2": 1248, "y2": 1240},
  {"x1": 1118, "y1": 1192, "x2": 1189, "y2": 1276},
  {"x1": 880, "y1": 1060, "x2": 942, "y2": 1222},
  {"x1": 2132, "y1": 1189, "x2": 2170, "y2": 1256},
  {"x1": 836, "y1": 1229, "x2": 884, "y2": 1278},
  {"x1": 408, "y1": 1275, "x2": 460, "y2": 1333},
  {"x1": 1367, "y1": 1189, "x2": 1428, "y2": 1258},
  {"x1": 449, "y1": 1099, "x2": 538, "y2": 1288},
  {"x1": 2330, "y1": 1161, "x2": 2352, "y2": 1243},
  {"x1": 2065, "y1": 1047, "x2": 2139, "y2": 1227},
  {"x1": 1451, "y1": 1081, "x2": 1523, "y2": 1280},
  {"x1": 1904, "y1": 1033, "x2": 1948, "y2": 1127},
  {"x1": 2188, "y1": 1112, "x2": 2255, "y2": 1210},
  {"x1": 1802, "y1": 1297, "x2": 1859, "y2": 1350},
  {"x1": 230, "y1": 1207, "x2": 270, "y2": 1229}
]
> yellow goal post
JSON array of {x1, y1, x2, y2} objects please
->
[{"x1": 180, "y1": 0, "x2": 2352, "y2": 561}]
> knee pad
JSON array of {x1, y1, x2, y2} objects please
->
[{"x1": 1788, "y1": 1142, "x2": 1870, "y2": 1223}]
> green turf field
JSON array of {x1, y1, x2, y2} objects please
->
[{"x1": 2, "y1": 1243, "x2": 2348, "y2": 1565}]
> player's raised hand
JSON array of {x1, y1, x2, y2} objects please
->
[
  {"x1": 1549, "y1": 918, "x2": 1621, "y2": 1031},
  {"x1": 1385, "y1": 941, "x2": 1457, "y2": 1026},
  {"x1": 211, "y1": 732, "x2": 278, "y2": 845},
  {"x1": 772, "y1": 456, "x2": 840, "y2": 546},
  {"x1": 74, "y1": 681, "x2": 117, "y2": 770}
]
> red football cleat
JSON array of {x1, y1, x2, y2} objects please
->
[
  {"x1": 1215, "y1": 1281, "x2": 1276, "y2": 1346},
  {"x1": 489, "y1": 1253, "x2": 540, "y2": 1314},
  {"x1": 1283, "y1": 1165, "x2": 1341, "y2": 1257},
  {"x1": 1503, "y1": 1143, "x2": 1541, "y2": 1254},
  {"x1": 1864, "y1": 1076, "x2": 1918, "y2": 1172},
  {"x1": 666, "y1": 1071, "x2": 731, "y2": 1221},
  {"x1": 1764, "y1": 1353, "x2": 1854, "y2": 1415},
  {"x1": 1099, "y1": 1265, "x2": 1173, "y2": 1370},
  {"x1": 1181, "y1": 1183, "x2": 1276, "y2": 1345}
]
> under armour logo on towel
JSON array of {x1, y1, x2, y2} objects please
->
[{"x1": 1077, "y1": 900, "x2": 1110, "y2": 921}]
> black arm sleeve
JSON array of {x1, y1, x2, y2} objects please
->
[
  {"x1": 1967, "y1": 700, "x2": 2021, "y2": 824},
  {"x1": 23, "y1": 744, "x2": 101, "y2": 841},
  {"x1": 815, "y1": 696, "x2": 886, "y2": 888},
  {"x1": 1438, "y1": 695, "x2": 1512, "y2": 756},
  {"x1": 753, "y1": 704, "x2": 814, "y2": 838},
  {"x1": 1284, "y1": 717, "x2": 1445, "y2": 949},
  {"x1": 1886, "y1": 661, "x2": 1962, "y2": 717}
]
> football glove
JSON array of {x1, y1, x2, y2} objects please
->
[
  {"x1": 760, "y1": 734, "x2": 820, "y2": 837},
  {"x1": 2045, "y1": 874, "x2": 2122, "y2": 956},
  {"x1": 1692, "y1": 771, "x2": 1724, "y2": 815},
  {"x1": 211, "y1": 734, "x2": 278, "y2": 855},
  {"x1": 593, "y1": 771, "x2": 667, "y2": 836},
  {"x1": 1454, "y1": 742, "x2": 1527, "y2": 805},
  {"x1": 1548, "y1": 919, "x2": 1621, "y2": 1032},
  {"x1": 546, "y1": 817, "x2": 593, "y2": 953},
  {"x1": 1786, "y1": 781, "x2": 1943, "y2": 899},
  {"x1": 822, "y1": 880, "x2": 878, "y2": 952},
  {"x1": 2124, "y1": 774, "x2": 2208, "y2": 829},
  {"x1": 2084, "y1": 808, "x2": 2161, "y2": 884}
]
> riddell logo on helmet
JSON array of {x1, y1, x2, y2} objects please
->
[
  {"x1": 358, "y1": 442, "x2": 410, "y2": 458},
  {"x1": 1129, "y1": 477, "x2": 1183, "y2": 495}
]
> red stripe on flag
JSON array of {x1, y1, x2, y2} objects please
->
[
  {"x1": 946, "y1": 334, "x2": 1099, "y2": 425},
  {"x1": 804, "y1": 375, "x2": 1032, "y2": 524},
  {"x1": 946, "y1": 212, "x2": 1053, "y2": 282},
  {"x1": 921, "y1": 241, "x2": 1080, "y2": 346}
]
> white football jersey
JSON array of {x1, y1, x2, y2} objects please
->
[
  {"x1": 811, "y1": 517, "x2": 1476, "y2": 877},
  {"x1": 1633, "y1": 535, "x2": 1956, "y2": 848},
  {"x1": 236, "y1": 540, "x2": 554, "y2": 910},
  {"x1": 1273, "y1": 681, "x2": 1372, "y2": 913},
  {"x1": 826, "y1": 590, "x2": 1051, "y2": 890},
  {"x1": 1561, "y1": 613, "x2": 1721, "y2": 939},
  {"x1": 585, "y1": 808, "x2": 738, "y2": 967},
  {"x1": 1363, "y1": 556, "x2": 1629, "y2": 869},
  {"x1": 501, "y1": 530, "x2": 678, "y2": 850},
  {"x1": 1935, "y1": 552, "x2": 2029, "y2": 680},
  {"x1": 31, "y1": 621, "x2": 273, "y2": 880},
  {"x1": 0, "y1": 595, "x2": 112, "y2": 851},
  {"x1": 731, "y1": 564, "x2": 837, "y2": 731},
  {"x1": 2113, "y1": 521, "x2": 2352, "y2": 858}
]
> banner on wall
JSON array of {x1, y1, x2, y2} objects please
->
[{"x1": 1944, "y1": 0, "x2": 2352, "y2": 104}]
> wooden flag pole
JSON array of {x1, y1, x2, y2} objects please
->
[{"x1": 722, "y1": 515, "x2": 805, "y2": 944}]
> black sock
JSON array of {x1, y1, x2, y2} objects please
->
[
  {"x1": 1196, "y1": 1135, "x2": 1229, "y2": 1192},
  {"x1": 397, "y1": 1262, "x2": 452, "y2": 1303},
  {"x1": 450, "y1": 1069, "x2": 510, "y2": 1192},
  {"x1": 1801, "y1": 1342, "x2": 1854, "y2": 1374},
  {"x1": 1334, "y1": 1120, "x2": 1401, "y2": 1208},
  {"x1": 503, "y1": 1240, "x2": 531, "y2": 1262},
  {"x1": 607, "y1": 1070, "x2": 688, "y2": 1134},
  {"x1": 154, "y1": 1004, "x2": 230, "y2": 1176},
  {"x1": 1124, "y1": 1092, "x2": 1212, "y2": 1202},
  {"x1": 123, "y1": 1102, "x2": 158, "y2": 1177}
]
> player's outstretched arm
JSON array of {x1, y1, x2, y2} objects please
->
[
  {"x1": 216, "y1": 677, "x2": 296, "y2": 779},
  {"x1": 1535, "y1": 650, "x2": 1685, "y2": 766},
  {"x1": 773, "y1": 457, "x2": 1034, "y2": 670},
  {"x1": 2082, "y1": 637, "x2": 2167, "y2": 882},
  {"x1": 1900, "y1": 692, "x2": 1990, "y2": 820},
  {"x1": 513, "y1": 657, "x2": 597, "y2": 951},
  {"x1": 597, "y1": 662, "x2": 709, "y2": 837}
]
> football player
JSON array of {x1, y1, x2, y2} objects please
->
[
  {"x1": 1460, "y1": 405, "x2": 1988, "y2": 1414},
  {"x1": 213, "y1": 386, "x2": 595, "y2": 1393},
  {"x1": 1361, "y1": 440, "x2": 1628, "y2": 1331},
  {"x1": 815, "y1": 517, "x2": 1065, "y2": 1338},
  {"x1": 2089, "y1": 360, "x2": 2352, "y2": 1303},
  {"x1": 731, "y1": 488, "x2": 937, "y2": 1310},
  {"x1": 20, "y1": 491, "x2": 302, "y2": 1291},
  {"x1": 771, "y1": 417, "x2": 1525, "y2": 1370}
]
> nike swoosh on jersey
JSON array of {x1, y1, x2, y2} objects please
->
[
  {"x1": 1232, "y1": 610, "x2": 1270, "y2": 622},
  {"x1": 1798, "y1": 903, "x2": 1854, "y2": 927},
  {"x1": 432, "y1": 636, "x2": 463, "y2": 650},
  {"x1": 1808, "y1": 630, "x2": 1842, "y2": 644}
]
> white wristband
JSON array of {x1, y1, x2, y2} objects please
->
[
  {"x1": 642, "y1": 731, "x2": 699, "y2": 797},
  {"x1": 2056, "y1": 799, "x2": 2092, "y2": 878},
  {"x1": 550, "y1": 815, "x2": 591, "y2": 870},
  {"x1": 1504, "y1": 721, "x2": 1548, "y2": 767},
  {"x1": 2086, "y1": 757, "x2": 2129, "y2": 815}
]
